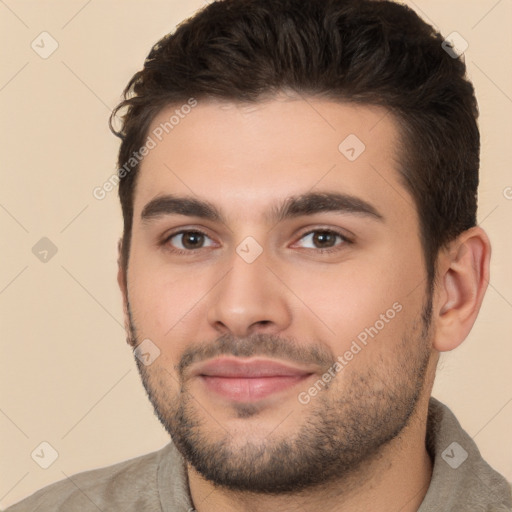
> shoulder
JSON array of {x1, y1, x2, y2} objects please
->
[
  {"x1": 4, "y1": 444, "x2": 172, "y2": 512},
  {"x1": 421, "y1": 398, "x2": 512, "y2": 511}
]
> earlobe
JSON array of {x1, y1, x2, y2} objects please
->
[{"x1": 432, "y1": 227, "x2": 491, "y2": 352}]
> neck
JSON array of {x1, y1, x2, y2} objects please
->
[{"x1": 187, "y1": 398, "x2": 433, "y2": 512}]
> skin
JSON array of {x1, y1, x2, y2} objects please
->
[{"x1": 118, "y1": 96, "x2": 490, "y2": 512}]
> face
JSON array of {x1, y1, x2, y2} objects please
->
[{"x1": 122, "y1": 97, "x2": 434, "y2": 493}]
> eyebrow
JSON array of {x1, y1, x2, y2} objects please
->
[{"x1": 140, "y1": 191, "x2": 384, "y2": 224}]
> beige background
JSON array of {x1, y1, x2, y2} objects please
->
[{"x1": 0, "y1": 0, "x2": 511, "y2": 508}]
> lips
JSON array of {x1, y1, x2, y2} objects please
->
[{"x1": 193, "y1": 357, "x2": 314, "y2": 402}]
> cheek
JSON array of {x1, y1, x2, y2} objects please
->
[
  {"x1": 284, "y1": 250, "x2": 425, "y2": 355},
  {"x1": 127, "y1": 247, "x2": 198, "y2": 335}
]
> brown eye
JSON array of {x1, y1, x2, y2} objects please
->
[
  {"x1": 181, "y1": 232, "x2": 205, "y2": 249},
  {"x1": 297, "y1": 230, "x2": 347, "y2": 250},
  {"x1": 167, "y1": 230, "x2": 214, "y2": 251},
  {"x1": 311, "y1": 231, "x2": 337, "y2": 248}
]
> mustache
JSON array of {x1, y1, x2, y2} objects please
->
[{"x1": 177, "y1": 332, "x2": 335, "y2": 378}]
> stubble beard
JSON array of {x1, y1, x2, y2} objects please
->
[{"x1": 129, "y1": 298, "x2": 433, "y2": 495}]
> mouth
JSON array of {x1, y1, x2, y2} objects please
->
[{"x1": 192, "y1": 357, "x2": 315, "y2": 402}]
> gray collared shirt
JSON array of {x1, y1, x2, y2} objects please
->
[{"x1": 4, "y1": 398, "x2": 511, "y2": 511}]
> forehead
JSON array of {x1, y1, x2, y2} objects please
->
[{"x1": 134, "y1": 97, "x2": 414, "y2": 225}]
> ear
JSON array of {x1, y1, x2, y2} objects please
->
[
  {"x1": 432, "y1": 226, "x2": 491, "y2": 352},
  {"x1": 117, "y1": 238, "x2": 134, "y2": 347}
]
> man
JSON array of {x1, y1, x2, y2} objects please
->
[{"x1": 6, "y1": 0, "x2": 511, "y2": 510}]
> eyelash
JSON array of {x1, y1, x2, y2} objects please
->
[
  {"x1": 295, "y1": 229, "x2": 352, "y2": 254},
  {"x1": 162, "y1": 228, "x2": 352, "y2": 256},
  {"x1": 163, "y1": 229, "x2": 216, "y2": 256}
]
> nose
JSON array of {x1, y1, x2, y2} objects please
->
[{"x1": 207, "y1": 248, "x2": 292, "y2": 338}]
